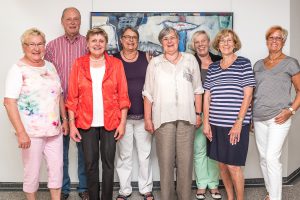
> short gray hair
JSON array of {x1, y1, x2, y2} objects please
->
[
  {"x1": 61, "y1": 7, "x2": 81, "y2": 20},
  {"x1": 158, "y1": 27, "x2": 179, "y2": 44}
]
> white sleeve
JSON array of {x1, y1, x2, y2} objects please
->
[{"x1": 4, "y1": 64, "x2": 23, "y2": 99}]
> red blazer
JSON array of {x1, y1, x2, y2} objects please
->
[{"x1": 66, "y1": 52, "x2": 131, "y2": 130}]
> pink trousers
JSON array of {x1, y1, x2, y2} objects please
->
[{"x1": 22, "y1": 133, "x2": 63, "y2": 193}]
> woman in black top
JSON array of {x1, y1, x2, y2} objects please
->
[{"x1": 113, "y1": 27, "x2": 154, "y2": 200}]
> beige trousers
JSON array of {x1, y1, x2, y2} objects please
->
[{"x1": 155, "y1": 120, "x2": 195, "y2": 200}]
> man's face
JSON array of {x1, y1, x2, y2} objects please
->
[{"x1": 61, "y1": 8, "x2": 81, "y2": 38}]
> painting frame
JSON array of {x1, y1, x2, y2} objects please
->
[{"x1": 90, "y1": 12, "x2": 233, "y2": 55}]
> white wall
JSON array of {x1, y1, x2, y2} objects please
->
[
  {"x1": 0, "y1": 0, "x2": 298, "y2": 183},
  {"x1": 288, "y1": 0, "x2": 300, "y2": 176}
]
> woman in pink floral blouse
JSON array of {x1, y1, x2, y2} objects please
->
[{"x1": 3, "y1": 28, "x2": 68, "y2": 200}]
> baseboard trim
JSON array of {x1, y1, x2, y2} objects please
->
[{"x1": 1, "y1": 167, "x2": 300, "y2": 191}]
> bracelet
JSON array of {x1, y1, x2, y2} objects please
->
[
  {"x1": 61, "y1": 117, "x2": 68, "y2": 121},
  {"x1": 68, "y1": 118, "x2": 75, "y2": 122},
  {"x1": 236, "y1": 116, "x2": 244, "y2": 122},
  {"x1": 196, "y1": 112, "x2": 203, "y2": 116}
]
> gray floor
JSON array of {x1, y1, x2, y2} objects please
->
[{"x1": 1, "y1": 178, "x2": 300, "y2": 200}]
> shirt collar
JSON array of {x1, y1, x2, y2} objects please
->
[{"x1": 64, "y1": 34, "x2": 80, "y2": 44}]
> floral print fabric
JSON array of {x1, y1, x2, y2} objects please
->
[{"x1": 5, "y1": 61, "x2": 62, "y2": 137}]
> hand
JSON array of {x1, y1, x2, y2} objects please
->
[
  {"x1": 195, "y1": 115, "x2": 202, "y2": 129},
  {"x1": 61, "y1": 120, "x2": 69, "y2": 136},
  {"x1": 17, "y1": 131, "x2": 31, "y2": 149},
  {"x1": 203, "y1": 123, "x2": 212, "y2": 141},
  {"x1": 144, "y1": 119, "x2": 154, "y2": 134},
  {"x1": 229, "y1": 121, "x2": 242, "y2": 145},
  {"x1": 69, "y1": 124, "x2": 81, "y2": 142},
  {"x1": 114, "y1": 123, "x2": 126, "y2": 140},
  {"x1": 275, "y1": 109, "x2": 292, "y2": 124}
]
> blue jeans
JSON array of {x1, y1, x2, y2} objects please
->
[{"x1": 62, "y1": 135, "x2": 88, "y2": 194}]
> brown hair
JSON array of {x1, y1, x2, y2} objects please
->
[
  {"x1": 86, "y1": 27, "x2": 108, "y2": 43},
  {"x1": 212, "y1": 29, "x2": 241, "y2": 52},
  {"x1": 120, "y1": 26, "x2": 139, "y2": 40}
]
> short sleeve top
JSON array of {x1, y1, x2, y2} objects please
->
[
  {"x1": 253, "y1": 56, "x2": 300, "y2": 121},
  {"x1": 204, "y1": 56, "x2": 256, "y2": 127},
  {"x1": 5, "y1": 61, "x2": 62, "y2": 137}
]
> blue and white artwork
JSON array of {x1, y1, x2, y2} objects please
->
[{"x1": 90, "y1": 12, "x2": 233, "y2": 55}]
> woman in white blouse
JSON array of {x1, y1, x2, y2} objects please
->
[{"x1": 143, "y1": 27, "x2": 203, "y2": 200}]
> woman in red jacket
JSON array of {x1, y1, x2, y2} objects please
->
[{"x1": 66, "y1": 27, "x2": 130, "y2": 200}]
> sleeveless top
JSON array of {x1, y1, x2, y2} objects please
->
[{"x1": 113, "y1": 50, "x2": 148, "y2": 120}]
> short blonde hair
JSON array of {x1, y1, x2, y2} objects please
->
[
  {"x1": 20, "y1": 28, "x2": 46, "y2": 45},
  {"x1": 86, "y1": 27, "x2": 108, "y2": 43},
  {"x1": 212, "y1": 29, "x2": 241, "y2": 52},
  {"x1": 190, "y1": 30, "x2": 210, "y2": 52},
  {"x1": 265, "y1": 25, "x2": 288, "y2": 42}
]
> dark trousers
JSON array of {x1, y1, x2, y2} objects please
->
[{"x1": 80, "y1": 127, "x2": 116, "y2": 200}]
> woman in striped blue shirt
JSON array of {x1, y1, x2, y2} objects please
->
[{"x1": 202, "y1": 29, "x2": 256, "y2": 200}]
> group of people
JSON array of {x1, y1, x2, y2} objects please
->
[{"x1": 3, "y1": 6, "x2": 300, "y2": 200}]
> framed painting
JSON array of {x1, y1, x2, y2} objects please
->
[{"x1": 90, "y1": 12, "x2": 233, "y2": 55}]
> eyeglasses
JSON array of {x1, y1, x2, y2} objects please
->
[
  {"x1": 267, "y1": 36, "x2": 283, "y2": 42},
  {"x1": 162, "y1": 36, "x2": 177, "y2": 42},
  {"x1": 219, "y1": 39, "x2": 234, "y2": 44},
  {"x1": 122, "y1": 35, "x2": 138, "y2": 41},
  {"x1": 24, "y1": 42, "x2": 45, "y2": 48}
]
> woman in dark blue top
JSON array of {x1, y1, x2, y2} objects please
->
[
  {"x1": 113, "y1": 27, "x2": 154, "y2": 200},
  {"x1": 203, "y1": 29, "x2": 255, "y2": 200}
]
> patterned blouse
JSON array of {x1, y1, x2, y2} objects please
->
[{"x1": 5, "y1": 60, "x2": 62, "y2": 137}]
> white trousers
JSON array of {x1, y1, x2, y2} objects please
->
[
  {"x1": 115, "y1": 119, "x2": 153, "y2": 196},
  {"x1": 254, "y1": 117, "x2": 291, "y2": 200}
]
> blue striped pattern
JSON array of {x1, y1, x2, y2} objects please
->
[{"x1": 204, "y1": 56, "x2": 256, "y2": 127}]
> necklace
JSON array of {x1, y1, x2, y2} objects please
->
[
  {"x1": 267, "y1": 53, "x2": 283, "y2": 63},
  {"x1": 90, "y1": 55, "x2": 105, "y2": 62},
  {"x1": 164, "y1": 52, "x2": 180, "y2": 64},
  {"x1": 122, "y1": 51, "x2": 138, "y2": 61}
]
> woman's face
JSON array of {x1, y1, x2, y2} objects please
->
[
  {"x1": 23, "y1": 35, "x2": 45, "y2": 63},
  {"x1": 120, "y1": 29, "x2": 138, "y2": 51},
  {"x1": 161, "y1": 30, "x2": 179, "y2": 55},
  {"x1": 266, "y1": 30, "x2": 285, "y2": 53},
  {"x1": 218, "y1": 33, "x2": 235, "y2": 56},
  {"x1": 194, "y1": 33, "x2": 210, "y2": 57},
  {"x1": 87, "y1": 34, "x2": 107, "y2": 57}
]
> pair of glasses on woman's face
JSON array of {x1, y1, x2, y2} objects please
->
[
  {"x1": 267, "y1": 36, "x2": 283, "y2": 42},
  {"x1": 122, "y1": 35, "x2": 138, "y2": 41},
  {"x1": 24, "y1": 43, "x2": 45, "y2": 48}
]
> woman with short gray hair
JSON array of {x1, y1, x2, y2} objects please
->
[{"x1": 143, "y1": 27, "x2": 203, "y2": 200}]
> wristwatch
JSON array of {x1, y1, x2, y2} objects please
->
[{"x1": 288, "y1": 107, "x2": 296, "y2": 115}]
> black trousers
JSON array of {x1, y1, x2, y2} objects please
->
[{"x1": 80, "y1": 127, "x2": 116, "y2": 200}]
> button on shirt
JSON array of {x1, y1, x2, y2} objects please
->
[{"x1": 142, "y1": 52, "x2": 204, "y2": 130}]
